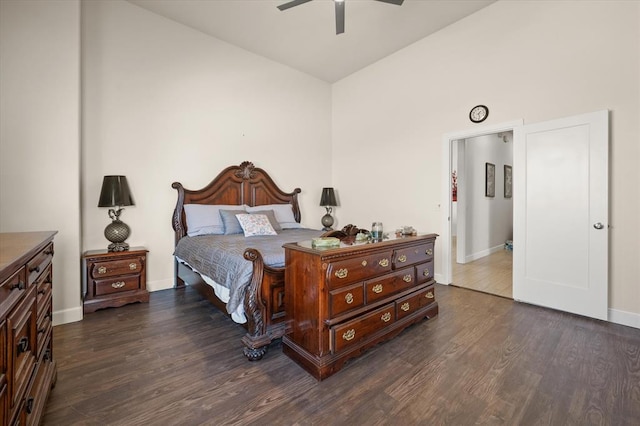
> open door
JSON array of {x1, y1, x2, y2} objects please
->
[{"x1": 513, "y1": 110, "x2": 608, "y2": 320}]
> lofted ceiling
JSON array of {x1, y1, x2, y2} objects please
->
[{"x1": 127, "y1": 0, "x2": 496, "y2": 83}]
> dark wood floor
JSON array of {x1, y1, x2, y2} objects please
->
[{"x1": 44, "y1": 284, "x2": 640, "y2": 425}]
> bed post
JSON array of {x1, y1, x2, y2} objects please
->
[{"x1": 241, "y1": 248, "x2": 271, "y2": 360}]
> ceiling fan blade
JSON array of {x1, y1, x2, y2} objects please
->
[
  {"x1": 374, "y1": 0, "x2": 404, "y2": 5},
  {"x1": 335, "y1": 1, "x2": 345, "y2": 34},
  {"x1": 277, "y1": 0, "x2": 313, "y2": 11}
]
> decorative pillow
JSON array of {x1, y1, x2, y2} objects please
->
[
  {"x1": 220, "y1": 209, "x2": 247, "y2": 235},
  {"x1": 183, "y1": 204, "x2": 242, "y2": 236},
  {"x1": 236, "y1": 214, "x2": 277, "y2": 237},
  {"x1": 247, "y1": 210, "x2": 282, "y2": 232},
  {"x1": 246, "y1": 204, "x2": 302, "y2": 229}
]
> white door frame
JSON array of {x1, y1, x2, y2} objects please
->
[{"x1": 439, "y1": 119, "x2": 523, "y2": 285}]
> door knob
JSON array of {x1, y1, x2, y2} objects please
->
[{"x1": 593, "y1": 222, "x2": 604, "y2": 230}]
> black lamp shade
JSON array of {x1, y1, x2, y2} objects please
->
[
  {"x1": 320, "y1": 187, "x2": 337, "y2": 207},
  {"x1": 98, "y1": 176, "x2": 135, "y2": 207}
]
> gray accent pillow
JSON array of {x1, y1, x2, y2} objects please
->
[{"x1": 220, "y1": 209, "x2": 247, "y2": 235}]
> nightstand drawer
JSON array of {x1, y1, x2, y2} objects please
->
[
  {"x1": 94, "y1": 275, "x2": 140, "y2": 296},
  {"x1": 91, "y1": 258, "x2": 142, "y2": 279}
]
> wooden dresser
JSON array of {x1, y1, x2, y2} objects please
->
[
  {"x1": 283, "y1": 233, "x2": 438, "y2": 380},
  {"x1": 0, "y1": 231, "x2": 57, "y2": 425}
]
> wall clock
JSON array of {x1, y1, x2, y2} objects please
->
[{"x1": 469, "y1": 105, "x2": 489, "y2": 123}]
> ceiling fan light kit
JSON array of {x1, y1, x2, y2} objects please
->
[{"x1": 278, "y1": 0, "x2": 404, "y2": 35}]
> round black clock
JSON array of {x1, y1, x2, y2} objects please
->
[{"x1": 469, "y1": 105, "x2": 489, "y2": 123}]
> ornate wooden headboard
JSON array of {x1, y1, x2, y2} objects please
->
[{"x1": 171, "y1": 161, "x2": 301, "y2": 244}]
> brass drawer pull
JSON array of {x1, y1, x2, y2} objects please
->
[
  {"x1": 98, "y1": 266, "x2": 107, "y2": 274},
  {"x1": 372, "y1": 284, "x2": 383, "y2": 294},
  {"x1": 423, "y1": 269, "x2": 430, "y2": 277},
  {"x1": 426, "y1": 248, "x2": 433, "y2": 256},
  {"x1": 343, "y1": 329, "x2": 356, "y2": 341},
  {"x1": 401, "y1": 302, "x2": 410, "y2": 312},
  {"x1": 361, "y1": 260, "x2": 367, "y2": 266},
  {"x1": 111, "y1": 281, "x2": 126, "y2": 289},
  {"x1": 403, "y1": 275, "x2": 412, "y2": 283},
  {"x1": 425, "y1": 291, "x2": 434, "y2": 299},
  {"x1": 345, "y1": 293, "x2": 354, "y2": 304},
  {"x1": 381, "y1": 312, "x2": 392, "y2": 322},
  {"x1": 397, "y1": 254, "x2": 407, "y2": 263},
  {"x1": 378, "y1": 258, "x2": 389, "y2": 267},
  {"x1": 335, "y1": 268, "x2": 348, "y2": 279},
  {"x1": 129, "y1": 262, "x2": 137, "y2": 270}
]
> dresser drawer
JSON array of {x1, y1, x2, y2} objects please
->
[
  {"x1": 0, "y1": 268, "x2": 26, "y2": 316},
  {"x1": 419, "y1": 285, "x2": 436, "y2": 308},
  {"x1": 35, "y1": 265, "x2": 52, "y2": 321},
  {"x1": 91, "y1": 257, "x2": 143, "y2": 280},
  {"x1": 396, "y1": 285, "x2": 435, "y2": 320},
  {"x1": 326, "y1": 250, "x2": 393, "y2": 288},
  {"x1": 331, "y1": 303, "x2": 395, "y2": 353},
  {"x1": 36, "y1": 298, "x2": 52, "y2": 360},
  {"x1": 415, "y1": 260, "x2": 434, "y2": 284},
  {"x1": 365, "y1": 267, "x2": 415, "y2": 304},
  {"x1": 7, "y1": 285, "x2": 36, "y2": 410},
  {"x1": 26, "y1": 242, "x2": 54, "y2": 286},
  {"x1": 393, "y1": 242, "x2": 434, "y2": 269},
  {"x1": 329, "y1": 283, "x2": 364, "y2": 318},
  {"x1": 93, "y1": 275, "x2": 140, "y2": 296}
]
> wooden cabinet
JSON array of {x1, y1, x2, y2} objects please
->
[
  {"x1": 83, "y1": 247, "x2": 149, "y2": 314},
  {"x1": 283, "y1": 234, "x2": 439, "y2": 380},
  {"x1": 0, "y1": 231, "x2": 57, "y2": 425}
]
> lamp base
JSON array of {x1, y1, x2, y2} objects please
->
[
  {"x1": 108, "y1": 242, "x2": 130, "y2": 252},
  {"x1": 321, "y1": 213, "x2": 334, "y2": 231},
  {"x1": 104, "y1": 219, "x2": 131, "y2": 252}
]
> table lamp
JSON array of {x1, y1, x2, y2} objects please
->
[
  {"x1": 320, "y1": 187, "x2": 338, "y2": 231},
  {"x1": 98, "y1": 175, "x2": 135, "y2": 251}
]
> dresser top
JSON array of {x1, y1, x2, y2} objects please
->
[
  {"x1": 0, "y1": 231, "x2": 57, "y2": 276},
  {"x1": 285, "y1": 233, "x2": 437, "y2": 256}
]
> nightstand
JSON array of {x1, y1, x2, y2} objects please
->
[{"x1": 83, "y1": 247, "x2": 149, "y2": 314}]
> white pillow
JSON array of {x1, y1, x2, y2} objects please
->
[
  {"x1": 183, "y1": 204, "x2": 245, "y2": 236},
  {"x1": 246, "y1": 204, "x2": 302, "y2": 229},
  {"x1": 236, "y1": 214, "x2": 277, "y2": 237}
]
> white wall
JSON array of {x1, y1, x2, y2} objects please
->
[
  {"x1": 332, "y1": 1, "x2": 640, "y2": 318},
  {"x1": 461, "y1": 134, "x2": 513, "y2": 262},
  {"x1": 0, "y1": 0, "x2": 82, "y2": 324},
  {"x1": 81, "y1": 1, "x2": 332, "y2": 291}
]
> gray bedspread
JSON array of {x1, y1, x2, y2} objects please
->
[{"x1": 174, "y1": 229, "x2": 322, "y2": 315}]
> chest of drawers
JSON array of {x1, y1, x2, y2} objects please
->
[
  {"x1": 0, "y1": 231, "x2": 57, "y2": 425},
  {"x1": 283, "y1": 234, "x2": 438, "y2": 380}
]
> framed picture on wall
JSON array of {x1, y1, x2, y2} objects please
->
[
  {"x1": 485, "y1": 162, "x2": 495, "y2": 197},
  {"x1": 504, "y1": 165, "x2": 512, "y2": 198}
]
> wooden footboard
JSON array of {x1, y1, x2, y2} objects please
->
[
  {"x1": 171, "y1": 161, "x2": 302, "y2": 361},
  {"x1": 241, "y1": 248, "x2": 288, "y2": 360}
]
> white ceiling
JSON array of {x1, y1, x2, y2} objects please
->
[{"x1": 128, "y1": 0, "x2": 496, "y2": 83}]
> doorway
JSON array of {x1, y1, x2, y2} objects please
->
[
  {"x1": 451, "y1": 132, "x2": 513, "y2": 298},
  {"x1": 438, "y1": 119, "x2": 523, "y2": 293}
]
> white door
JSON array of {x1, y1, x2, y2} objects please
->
[{"x1": 513, "y1": 110, "x2": 608, "y2": 320}]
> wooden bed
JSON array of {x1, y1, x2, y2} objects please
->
[{"x1": 171, "y1": 161, "x2": 303, "y2": 361}]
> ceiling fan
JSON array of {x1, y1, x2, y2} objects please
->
[{"x1": 277, "y1": 0, "x2": 404, "y2": 35}]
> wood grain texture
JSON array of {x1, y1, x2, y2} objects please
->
[{"x1": 43, "y1": 284, "x2": 640, "y2": 425}]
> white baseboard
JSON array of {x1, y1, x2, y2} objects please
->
[
  {"x1": 464, "y1": 244, "x2": 505, "y2": 263},
  {"x1": 53, "y1": 306, "x2": 83, "y2": 326},
  {"x1": 609, "y1": 308, "x2": 640, "y2": 329},
  {"x1": 148, "y1": 278, "x2": 174, "y2": 292}
]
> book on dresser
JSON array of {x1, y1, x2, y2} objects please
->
[
  {"x1": 0, "y1": 231, "x2": 57, "y2": 425},
  {"x1": 283, "y1": 233, "x2": 439, "y2": 380}
]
